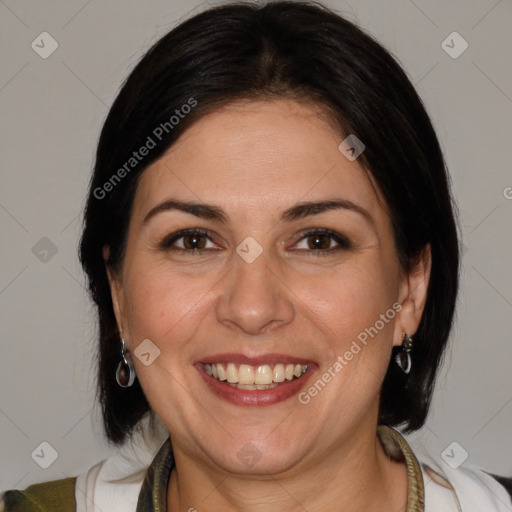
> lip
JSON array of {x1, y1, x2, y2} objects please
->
[{"x1": 194, "y1": 354, "x2": 317, "y2": 406}]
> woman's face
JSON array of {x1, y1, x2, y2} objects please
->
[{"x1": 108, "y1": 99, "x2": 427, "y2": 475}]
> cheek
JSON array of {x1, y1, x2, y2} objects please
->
[
  {"x1": 123, "y1": 260, "x2": 215, "y2": 350},
  {"x1": 120, "y1": 262, "x2": 216, "y2": 411},
  {"x1": 295, "y1": 257, "x2": 398, "y2": 344},
  {"x1": 291, "y1": 264, "x2": 399, "y2": 427}
]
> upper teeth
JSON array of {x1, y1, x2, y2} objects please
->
[{"x1": 204, "y1": 363, "x2": 308, "y2": 385}]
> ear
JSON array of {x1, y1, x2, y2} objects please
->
[
  {"x1": 393, "y1": 244, "x2": 432, "y2": 346},
  {"x1": 103, "y1": 245, "x2": 127, "y2": 338}
]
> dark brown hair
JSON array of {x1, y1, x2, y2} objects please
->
[{"x1": 79, "y1": 0, "x2": 459, "y2": 445}]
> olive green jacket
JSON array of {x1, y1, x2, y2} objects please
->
[
  {"x1": 0, "y1": 477, "x2": 77, "y2": 512},
  {"x1": 1, "y1": 433, "x2": 174, "y2": 512}
]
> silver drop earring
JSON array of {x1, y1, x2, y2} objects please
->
[
  {"x1": 115, "y1": 338, "x2": 136, "y2": 387},
  {"x1": 395, "y1": 332, "x2": 413, "y2": 374}
]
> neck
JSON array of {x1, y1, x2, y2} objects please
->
[{"x1": 167, "y1": 424, "x2": 408, "y2": 512}]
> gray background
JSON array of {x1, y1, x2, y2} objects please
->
[{"x1": 1, "y1": 0, "x2": 511, "y2": 491}]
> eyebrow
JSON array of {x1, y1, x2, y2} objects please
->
[{"x1": 143, "y1": 198, "x2": 374, "y2": 226}]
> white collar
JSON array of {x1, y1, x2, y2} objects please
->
[{"x1": 76, "y1": 418, "x2": 512, "y2": 512}]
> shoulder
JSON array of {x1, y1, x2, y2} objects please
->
[
  {"x1": 489, "y1": 473, "x2": 512, "y2": 498},
  {"x1": 417, "y1": 453, "x2": 512, "y2": 511},
  {"x1": 0, "y1": 477, "x2": 77, "y2": 512}
]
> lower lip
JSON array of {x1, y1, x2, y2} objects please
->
[{"x1": 196, "y1": 364, "x2": 316, "y2": 406}]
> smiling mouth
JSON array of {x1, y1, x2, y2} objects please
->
[{"x1": 203, "y1": 363, "x2": 308, "y2": 390}]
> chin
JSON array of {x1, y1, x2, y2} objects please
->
[{"x1": 198, "y1": 430, "x2": 311, "y2": 476}]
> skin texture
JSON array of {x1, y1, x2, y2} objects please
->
[{"x1": 106, "y1": 99, "x2": 431, "y2": 511}]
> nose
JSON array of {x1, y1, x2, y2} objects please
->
[{"x1": 215, "y1": 249, "x2": 295, "y2": 336}]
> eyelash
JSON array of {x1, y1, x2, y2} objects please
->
[{"x1": 159, "y1": 228, "x2": 351, "y2": 256}]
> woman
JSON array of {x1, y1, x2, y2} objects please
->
[{"x1": 2, "y1": 1, "x2": 510, "y2": 511}]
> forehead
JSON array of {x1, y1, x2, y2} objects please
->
[{"x1": 133, "y1": 99, "x2": 383, "y2": 222}]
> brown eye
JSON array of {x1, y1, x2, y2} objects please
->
[
  {"x1": 293, "y1": 229, "x2": 351, "y2": 254},
  {"x1": 182, "y1": 233, "x2": 207, "y2": 250},
  {"x1": 306, "y1": 233, "x2": 332, "y2": 250},
  {"x1": 160, "y1": 229, "x2": 218, "y2": 252}
]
